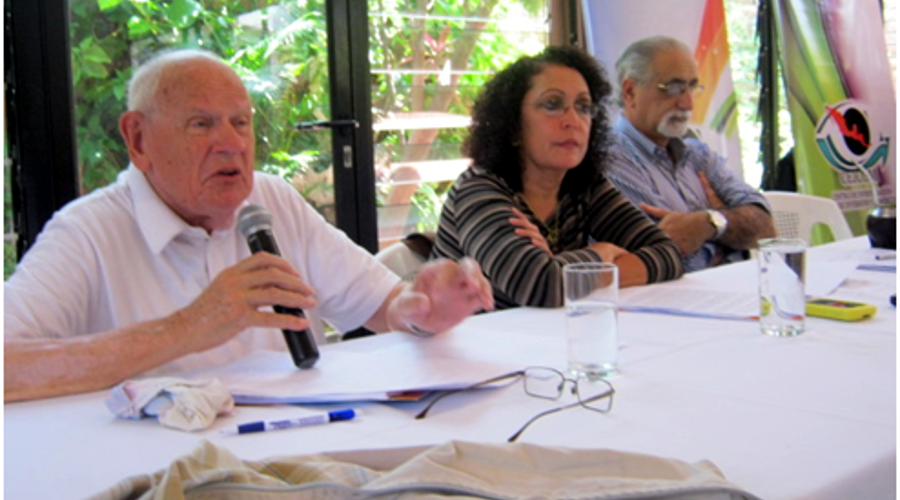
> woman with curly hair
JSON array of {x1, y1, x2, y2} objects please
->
[{"x1": 432, "y1": 45, "x2": 684, "y2": 310}]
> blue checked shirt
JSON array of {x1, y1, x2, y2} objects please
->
[{"x1": 606, "y1": 115, "x2": 769, "y2": 272}]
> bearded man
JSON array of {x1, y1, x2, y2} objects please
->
[{"x1": 606, "y1": 36, "x2": 775, "y2": 272}]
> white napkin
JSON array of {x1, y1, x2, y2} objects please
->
[{"x1": 105, "y1": 377, "x2": 234, "y2": 431}]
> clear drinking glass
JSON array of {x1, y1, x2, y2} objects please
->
[
  {"x1": 758, "y1": 237, "x2": 807, "y2": 337},
  {"x1": 564, "y1": 262, "x2": 619, "y2": 378}
]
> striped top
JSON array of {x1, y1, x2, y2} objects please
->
[{"x1": 432, "y1": 166, "x2": 684, "y2": 310}]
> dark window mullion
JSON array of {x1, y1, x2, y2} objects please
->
[
  {"x1": 5, "y1": 0, "x2": 80, "y2": 258},
  {"x1": 326, "y1": 0, "x2": 378, "y2": 253}
]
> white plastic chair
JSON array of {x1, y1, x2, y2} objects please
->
[
  {"x1": 343, "y1": 233, "x2": 435, "y2": 341},
  {"x1": 374, "y1": 232, "x2": 434, "y2": 281},
  {"x1": 762, "y1": 191, "x2": 853, "y2": 244}
]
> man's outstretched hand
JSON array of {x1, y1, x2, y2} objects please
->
[{"x1": 391, "y1": 258, "x2": 495, "y2": 335}]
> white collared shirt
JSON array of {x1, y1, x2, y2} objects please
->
[{"x1": 4, "y1": 166, "x2": 400, "y2": 375}]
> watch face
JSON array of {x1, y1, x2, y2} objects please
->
[
  {"x1": 713, "y1": 211, "x2": 726, "y2": 227},
  {"x1": 708, "y1": 210, "x2": 727, "y2": 237}
]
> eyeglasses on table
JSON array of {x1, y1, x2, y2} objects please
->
[{"x1": 415, "y1": 366, "x2": 615, "y2": 443}]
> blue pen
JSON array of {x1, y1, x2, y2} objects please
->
[{"x1": 225, "y1": 409, "x2": 356, "y2": 435}]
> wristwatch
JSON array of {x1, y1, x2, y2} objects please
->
[{"x1": 706, "y1": 209, "x2": 728, "y2": 240}]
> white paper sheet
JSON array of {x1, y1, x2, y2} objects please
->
[
  {"x1": 618, "y1": 260, "x2": 863, "y2": 321},
  {"x1": 180, "y1": 329, "x2": 551, "y2": 405}
]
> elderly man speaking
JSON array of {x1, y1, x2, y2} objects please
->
[{"x1": 5, "y1": 49, "x2": 493, "y2": 402}]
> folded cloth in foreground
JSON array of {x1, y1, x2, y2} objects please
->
[
  {"x1": 105, "y1": 377, "x2": 234, "y2": 432},
  {"x1": 87, "y1": 439, "x2": 763, "y2": 500}
]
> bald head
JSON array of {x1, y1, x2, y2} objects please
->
[{"x1": 127, "y1": 49, "x2": 242, "y2": 113}]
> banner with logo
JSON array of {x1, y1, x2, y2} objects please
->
[
  {"x1": 583, "y1": 0, "x2": 743, "y2": 178},
  {"x1": 774, "y1": 0, "x2": 896, "y2": 234}
]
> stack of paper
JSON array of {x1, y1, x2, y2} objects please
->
[{"x1": 181, "y1": 328, "x2": 552, "y2": 405}]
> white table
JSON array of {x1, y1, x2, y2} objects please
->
[{"x1": 5, "y1": 237, "x2": 895, "y2": 499}]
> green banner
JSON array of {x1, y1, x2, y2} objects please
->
[{"x1": 774, "y1": 0, "x2": 896, "y2": 237}]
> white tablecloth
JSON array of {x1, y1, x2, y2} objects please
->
[{"x1": 4, "y1": 237, "x2": 895, "y2": 500}]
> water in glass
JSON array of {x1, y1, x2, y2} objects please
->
[
  {"x1": 566, "y1": 299, "x2": 618, "y2": 378},
  {"x1": 758, "y1": 238, "x2": 807, "y2": 337}
]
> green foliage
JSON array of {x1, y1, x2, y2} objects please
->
[
  {"x1": 61, "y1": 0, "x2": 545, "y2": 252},
  {"x1": 4, "y1": 238, "x2": 17, "y2": 279},
  {"x1": 409, "y1": 181, "x2": 451, "y2": 231},
  {"x1": 366, "y1": 0, "x2": 546, "y2": 236},
  {"x1": 71, "y1": 0, "x2": 332, "y2": 196},
  {"x1": 68, "y1": 0, "x2": 532, "y2": 208}
]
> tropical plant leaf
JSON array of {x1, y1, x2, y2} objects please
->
[
  {"x1": 163, "y1": 0, "x2": 202, "y2": 29},
  {"x1": 127, "y1": 15, "x2": 153, "y2": 37},
  {"x1": 97, "y1": 0, "x2": 123, "y2": 12}
]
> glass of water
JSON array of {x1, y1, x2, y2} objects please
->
[
  {"x1": 564, "y1": 262, "x2": 619, "y2": 379},
  {"x1": 758, "y1": 237, "x2": 807, "y2": 337}
]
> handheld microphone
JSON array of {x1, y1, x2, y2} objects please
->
[{"x1": 237, "y1": 204, "x2": 319, "y2": 369}]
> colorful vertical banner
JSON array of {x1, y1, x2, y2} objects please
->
[
  {"x1": 774, "y1": 0, "x2": 896, "y2": 235},
  {"x1": 583, "y1": 0, "x2": 743, "y2": 178}
]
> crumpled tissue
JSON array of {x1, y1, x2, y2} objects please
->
[{"x1": 105, "y1": 377, "x2": 234, "y2": 431}]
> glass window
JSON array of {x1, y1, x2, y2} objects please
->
[
  {"x1": 369, "y1": 1, "x2": 550, "y2": 249},
  {"x1": 70, "y1": 0, "x2": 335, "y2": 218},
  {"x1": 67, "y1": 0, "x2": 549, "y2": 250},
  {"x1": 3, "y1": 0, "x2": 552, "y2": 277}
]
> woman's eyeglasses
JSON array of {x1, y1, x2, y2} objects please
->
[
  {"x1": 415, "y1": 366, "x2": 615, "y2": 442},
  {"x1": 656, "y1": 79, "x2": 705, "y2": 98},
  {"x1": 531, "y1": 96, "x2": 601, "y2": 119}
]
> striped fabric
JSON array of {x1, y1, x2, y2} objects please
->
[{"x1": 433, "y1": 166, "x2": 684, "y2": 310}]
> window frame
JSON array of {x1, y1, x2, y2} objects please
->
[
  {"x1": 4, "y1": 0, "x2": 569, "y2": 261},
  {"x1": 5, "y1": 0, "x2": 80, "y2": 257}
]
